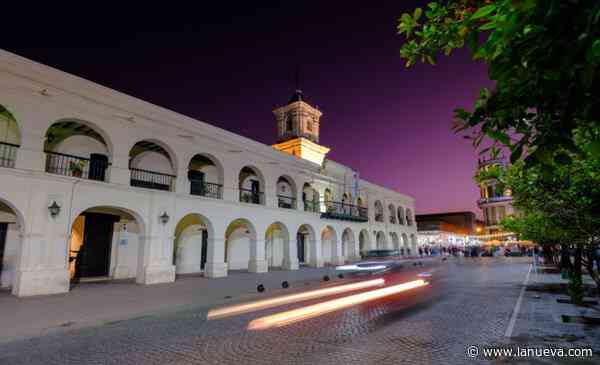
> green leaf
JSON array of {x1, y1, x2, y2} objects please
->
[
  {"x1": 471, "y1": 5, "x2": 496, "y2": 20},
  {"x1": 589, "y1": 139, "x2": 600, "y2": 158},
  {"x1": 413, "y1": 7, "x2": 422, "y2": 21},
  {"x1": 479, "y1": 21, "x2": 497, "y2": 31},
  {"x1": 590, "y1": 39, "x2": 600, "y2": 62}
]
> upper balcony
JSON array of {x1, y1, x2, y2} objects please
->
[
  {"x1": 477, "y1": 196, "x2": 512, "y2": 206},
  {"x1": 321, "y1": 201, "x2": 368, "y2": 222},
  {"x1": 43, "y1": 120, "x2": 111, "y2": 182},
  {"x1": 0, "y1": 141, "x2": 18, "y2": 168},
  {"x1": 129, "y1": 140, "x2": 176, "y2": 191}
]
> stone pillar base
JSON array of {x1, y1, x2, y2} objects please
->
[
  {"x1": 248, "y1": 259, "x2": 268, "y2": 273},
  {"x1": 12, "y1": 268, "x2": 70, "y2": 297},
  {"x1": 175, "y1": 263, "x2": 202, "y2": 275},
  {"x1": 137, "y1": 264, "x2": 175, "y2": 285},
  {"x1": 309, "y1": 258, "x2": 324, "y2": 268},
  {"x1": 283, "y1": 257, "x2": 299, "y2": 271},
  {"x1": 332, "y1": 256, "x2": 345, "y2": 266},
  {"x1": 205, "y1": 261, "x2": 227, "y2": 278},
  {"x1": 112, "y1": 265, "x2": 132, "y2": 279}
]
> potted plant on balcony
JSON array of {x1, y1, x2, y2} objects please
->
[
  {"x1": 241, "y1": 192, "x2": 252, "y2": 203},
  {"x1": 69, "y1": 160, "x2": 86, "y2": 178}
]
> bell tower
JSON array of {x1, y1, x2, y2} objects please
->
[{"x1": 272, "y1": 89, "x2": 330, "y2": 165}]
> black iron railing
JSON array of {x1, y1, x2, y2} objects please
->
[
  {"x1": 321, "y1": 201, "x2": 368, "y2": 222},
  {"x1": 190, "y1": 180, "x2": 223, "y2": 199},
  {"x1": 375, "y1": 213, "x2": 384, "y2": 222},
  {"x1": 239, "y1": 188, "x2": 263, "y2": 204},
  {"x1": 477, "y1": 196, "x2": 512, "y2": 206},
  {"x1": 45, "y1": 151, "x2": 110, "y2": 181},
  {"x1": 303, "y1": 200, "x2": 320, "y2": 213},
  {"x1": 130, "y1": 167, "x2": 175, "y2": 191},
  {"x1": 277, "y1": 195, "x2": 296, "y2": 209},
  {"x1": 0, "y1": 142, "x2": 18, "y2": 168},
  {"x1": 390, "y1": 216, "x2": 397, "y2": 224}
]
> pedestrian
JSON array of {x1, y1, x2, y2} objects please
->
[{"x1": 418, "y1": 247, "x2": 423, "y2": 257}]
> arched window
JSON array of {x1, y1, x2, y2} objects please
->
[
  {"x1": 374, "y1": 201, "x2": 384, "y2": 222},
  {"x1": 129, "y1": 140, "x2": 176, "y2": 191}
]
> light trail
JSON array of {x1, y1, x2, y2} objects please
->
[
  {"x1": 247, "y1": 279, "x2": 428, "y2": 330},
  {"x1": 207, "y1": 278, "x2": 385, "y2": 320}
]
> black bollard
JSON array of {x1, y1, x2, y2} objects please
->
[
  {"x1": 338, "y1": 273, "x2": 344, "y2": 279},
  {"x1": 282, "y1": 281, "x2": 289, "y2": 288},
  {"x1": 323, "y1": 275, "x2": 330, "y2": 281},
  {"x1": 257, "y1": 284, "x2": 265, "y2": 292}
]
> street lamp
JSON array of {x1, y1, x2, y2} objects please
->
[
  {"x1": 48, "y1": 201, "x2": 61, "y2": 218},
  {"x1": 159, "y1": 211, "x2": 170, "y2": 225}
]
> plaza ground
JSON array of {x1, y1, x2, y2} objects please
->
[{"x1": 1, "y1": 257, "x2": 598, "y2": 364}]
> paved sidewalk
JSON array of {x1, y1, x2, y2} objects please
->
[
  {"x1": 0, "y1": 266, "x2": 338, "y2": 343},
  {"x1": 508, "y1": 264, "x2": 600, "y2": 359}
]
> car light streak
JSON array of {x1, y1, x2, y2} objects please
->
[
  {"x1": 247, "y1": 279, "x2": 428, "y2": 330},
  {"x1": 207, "y1": 278, "x2": 385, "y2": 320},
  {"x1": 336, "y1": 264, "x2": 387, "y2": 271}
]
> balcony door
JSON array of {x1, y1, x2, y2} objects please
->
[
  {"x1": 250, "y1": 179, "x2": 260, "y2": 204},
  {"x1": 89, "y1": 153, "x2": 109, "y2": 181},
  {"x1": 0, "y1": 223, "x2": 7, "y2": 274},
  {"x1": 189, "y1": 170, "x2": 206, "y2": 195}
]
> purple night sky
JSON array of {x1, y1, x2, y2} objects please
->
[{"x1": 4, "y1": 2, "x2": 492, "y2": 217}]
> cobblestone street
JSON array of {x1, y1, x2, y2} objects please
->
[{"x1": 1, "y1": 258, "x2": 597, "y2": 364}]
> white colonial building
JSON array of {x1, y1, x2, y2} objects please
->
[{"x1": 0, "y1": 50, "x2": 417, "y2": 297}]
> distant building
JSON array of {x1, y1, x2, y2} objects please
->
[
  {"x1": 476, "y1": 157, "x2": 517, "y2": 244},
  {"x1": 416, "y1": 212, "x2": 483, "y2": 247}
]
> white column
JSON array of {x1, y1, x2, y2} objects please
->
[
  {"x1": 283, "y1": 236, "x2": 299, "y2": 270},
  {"x1": 109, "y1": 153, "x2": 131, "y2": 186},
  {"x1": 309, "y1": 237, "x2": 324, "y2": 268},
  {"x1": 205, "y1": 237, "x2": 227, "y2": 278},
  {"x1": 175, "y1": 168, "x2": 189, "y2": 195},
  {"x1": 14, "y1": 130, "x2": 45, "y2": 172},
  {"x1": 249, "y1": 239, "x2": 268, "y2": 273},
  {"x1": 136, "y1": 212, "x2": 175, "y2": 285}
]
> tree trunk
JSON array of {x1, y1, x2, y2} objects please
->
[
  {"x1": 585, "y1": 247, "x2": 600, "y2": 298},
  {"x1": 560, "y1": 244, "x2": 572, "y2": 271}
]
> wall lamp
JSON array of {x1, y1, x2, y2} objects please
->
[
  {"x1": 159, "y1": 211, "x2": 170, "y2": 225},
  {"x1": 48, "y1": 201, "x2": 61, "y2": 218}
]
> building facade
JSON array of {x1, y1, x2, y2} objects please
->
[
  {"x1": 0, "y1": 50, "x2": 417, "y2": 297},
  {"x1": 416, "y1": 212, "x2": 482, "y2": 247},
  {"x1": 476, "y1": 157, "x2": 516, "y2": 243}
]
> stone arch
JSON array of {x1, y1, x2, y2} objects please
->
[
  {"x1": 224, "y1": 218, "x2": 257, "y2": 271},
  {"x1": 388, "y1": 203, "x2": 397, "y2": 224},
  {"x1": 265, "y1": 221, "x2": 291, "y2": 268},
  {"x1": 410, "y1": 233, "x2": 418, "y2": 252},
  {"x1": 172, "y1": 213, "x2": 214, "y2": 275},
  {"x1": 239, "y1": 165, "x2": 266, "y2": 204},
  {"x1": 402, "y1": 233, "x2": 411, "y2": 255},
  {"x1": 390, "y1": 232, "x2": 400, "y2": 251},
  {"x1": 276, "y1": 175, "x2": 297, "y2": 209},
  {"x1": 297, "y1": 224, "x2": 316, "y2": 265},
  {"x1": 374, "y1": 200, "x2": 384, "y2": 222},
  {"x1": 68, "y1": 205, "x2": 146, "y2": 284},
  {"x1": 359, "y1": 229, "x2": 371, "y2": 255},
  {"x1": 44, "y1": 119, "x2": 113, "y2": 181},
  {"x1": 0, "y1": 197, "x2": 25, "y2": 290},
  {"x1": 0, "y1": 104, "x2": 21, "y2": 168},
  {"x1": 406, "y1": 208, "x2": 414, "y2": 226},
  {"x1": 321, "y1": 225, "x2": 338, "y2": 265},
  {"x1": 302, "y1": 182, "x2": 320, "y2": 213},
  {"x1": 397, "y1": 206, "x2": 405, "y2": 225},
  {"x1": 341, "y1": 227, "x2": 356, "y2": 260},
  {"x1": 129, "y1": 139, "x2": 177, "y2": 191},
  {"x1": 376, "y1": 230, "x2": 387, "y2": 249},
  {"x1": 188, "y1": 153, "x2": 225, "y2": 197}
]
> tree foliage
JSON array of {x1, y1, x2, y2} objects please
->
[{"x1": 398, "y1": 0, "x2": 600, "y2": 166}]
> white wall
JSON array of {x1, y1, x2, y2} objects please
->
[
  {"x1": 174, "y1": 225, "x2": 204, "y2": 274},
  {"x1": 110, "y1": 221, "x2": 141, "y2": 279},
  {"x1": 226, "y1": 228, "x2": 251, "y2": 270}
]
